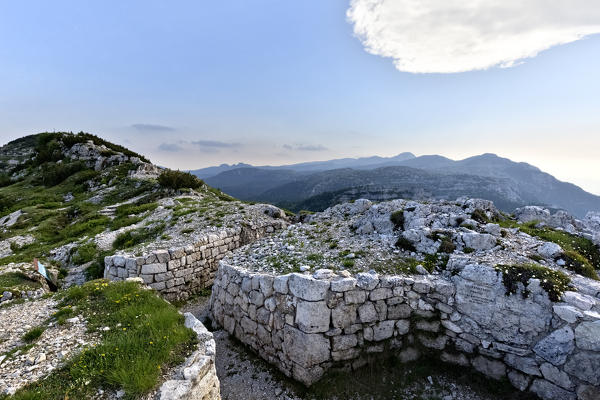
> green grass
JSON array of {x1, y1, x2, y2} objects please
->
[
  {"x1": 8, "y1": 280, "x2": 197, "y2": 400},
  {"x1": 115, "y1": 202, "x2": 158, "y2": 218},
  {"x1": 500, "y1": 220, "x2": 599, "y2": 279},
  {"x1": 0, "y1": 272, "x2": 42, "y2": 293},
  {"x1": 495, "y1": 263, "x2": 572, "y2": 302},
  {"x1": 22, "y1": 326, "x2": 46, "y2": 343},
  {"x1": 112, "y1": 223, "x2": 166, "y2": 250},
  {"x1": 70, "y1": 242, "x2": 98, "y2": 265},
  {"x1": 307, "y1": 253, "x2": 324, "y2": 263}
]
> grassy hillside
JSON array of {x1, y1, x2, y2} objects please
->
[{"x1": 0, "y1": 132, "x2": 212, "y2": 279}]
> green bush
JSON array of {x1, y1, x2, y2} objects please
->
[
  {"x1": 71, "y1": 242, "x2": 98, "y2": 265},
  {"x1": 22, "y1": 326, "x2": 46, "y2": 343},
  {"x1": 390, "y1": 210, "x2": 405, "y2": 231},
  {"x1": 561, "y1": 250, "x2": 598, "y2": 280},
  {"x1": 471, "y1": 209, "x2": 490, "y2": 223},
  {"x1": 0, "y1": 173, "x2": 12, "y2": 188},
  {"x1": 438, "y1": 238, "x2": 456, "y2": 254},
  {"x1": 395, "y1": 237, "x2": 416, "y2": 252},
  {"x1": 35, "y1": 134, "x2": 63, "y2": 164},
  {"x1": 158, "y1": 170, "x2": 204, "y2": 190},
  {"x1": 40, "y1": 161, "x2": 87, "y2": 187}
]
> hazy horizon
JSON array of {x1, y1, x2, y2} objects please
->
[{"x1": 1, "y1": 1, "x2": 599, "y2": 194}]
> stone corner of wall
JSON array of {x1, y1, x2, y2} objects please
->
[{"x1": 158, "y1": 313, "x2": 221, "y2": 400}]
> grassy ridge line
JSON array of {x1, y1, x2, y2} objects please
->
[
  {"x1": 0, "y1": 132, "x2": 212, "y2": 279},
  {"x1": 3, "y1": 280, "x2": 197, "y2": 400}
]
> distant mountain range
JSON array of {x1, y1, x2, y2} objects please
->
[{"x1": 190, "y1": 153, "x2": 600, "y2": 217}]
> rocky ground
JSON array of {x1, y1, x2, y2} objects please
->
[
  {"x1": 0, "y1": 298, "x2": 99, "y2": 395},
  {"x1": 182, "y1": 295, "x2": 535, "y2": 400},
  {"x1": 224, "y1": 198, "x2": 600, "y2": 288}
]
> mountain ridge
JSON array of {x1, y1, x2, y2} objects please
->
[{"x1": 198, "y1": 153, "x2": 600, "y2": 217}]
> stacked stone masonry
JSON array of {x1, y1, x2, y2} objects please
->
[
  {"x1": 104, "y1": 223, "x2": 284, "y2": 301},
  {"x1": 158, "y1": 313, "x2": 220, "y2": 400},
  {"x1": 211, "y1": 262, "x2": 600, "y2": 400}
]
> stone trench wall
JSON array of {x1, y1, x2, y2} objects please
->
[
  {"x1": 158, "y1": 313, "x2": 220, "y2": 400},
  {"x1": 104, "y1": 223, "x2": 285, "y2": 301},
  {"x1": 210, "y1": 263, "x2": 600, "y2": 400}
]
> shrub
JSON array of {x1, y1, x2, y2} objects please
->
[
  {"x1": 35, "y1": 133, "x2": 63, "y2": 164},
  {"x1": 158, "y1": 170, "x2": 204, "y2": 190},
  {"x1": 395, "y1": 237, "x2": 416, "y2": 252},
  {"x1": 71, "y1": 242, "x2": 98, "y2": 265},
  {"x1": 22, "y1": 326, "x2": 46, "y2": 343},
  {"x1": 390, "y1": 210, "x2": 405, "y2": 231},
  {"x1": 0, "y1": 173, "x2": 12, "y2": 187},
  {"x1": 471, "y1": 209, "x2": 490, "y2": 223},
  {"x1": 495, "y1": 263, "x2": 571, "y2": 302},
  {"x1": 438, "y1": 238, "x2": 456, "y2": 254},
  {"x1": 40, "y1": 161, "x2": 87, "y2": 187},
  {"x1": 463, "y1": 247, "x2": 475, "y2": 254}
]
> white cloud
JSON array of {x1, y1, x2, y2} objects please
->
[{"x1": 347, "y1": 0, "x2": 600, "y2": 73}]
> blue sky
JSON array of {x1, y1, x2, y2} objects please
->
[{"x1": 1, "y1": 1, "x2": 599, "y2": 194}]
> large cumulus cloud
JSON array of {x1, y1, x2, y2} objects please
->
[{"x1": 347, "y1": 0, "x2": 600, "y2": 73}]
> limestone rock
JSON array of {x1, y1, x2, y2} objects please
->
[
  {"x1": 529, "y1": 379, "x2": 576, "y2": 400},
  {"x1": 574, "y1": 321, "x2": 600, "y2": 351},
  {"x1": 533, "y1": 326, "x2": 574, "y2": 366}
]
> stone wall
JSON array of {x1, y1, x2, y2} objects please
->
[
  {"x1": 104, "y1": 223, "x2": 283, "y2": 301},
  {"x1": 158, "y1": 313, "x2": 220, "y2": 400},
  {"x1": 210, "y1": 263, "x2": 600, "y2": 400}
]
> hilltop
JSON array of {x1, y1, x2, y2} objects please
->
[{"x1": 0, "y1": 132, "x2": 288, "y2": 287}]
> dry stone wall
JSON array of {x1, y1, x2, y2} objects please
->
[
  {"x1": 104, "y1": 223, "x2": 284, "y2": 301},
  {"x1": 211, "y1": 262, "x2": 600, "y2": 400},
  {"x1": 158, "y1": 313, "x2": 220, "y2": 400}
]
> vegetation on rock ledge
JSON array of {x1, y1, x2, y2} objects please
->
[{"x1": 495, "y1": 263, "x2": 571, "y2": 302}]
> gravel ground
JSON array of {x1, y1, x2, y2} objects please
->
[
  {"x1": 181, "y1": 296, "x2": 536, "y2": 400},
  {"x1": 0, "y1": 298, "x2": 99, "y2": 395}
]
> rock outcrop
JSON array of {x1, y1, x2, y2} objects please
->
[
  {"x1": 158, "y1": 313, "x2": 220, "y2": 400},
  {"x1": 209, "y1": 198, "x2": 600, "y2": 400}
]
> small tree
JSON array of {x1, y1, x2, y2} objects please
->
[{"x1": 158, "y1": 170, "x2": 204, "y2": 190}]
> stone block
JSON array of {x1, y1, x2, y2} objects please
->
[
  {"x1": 530, "y1": 379, "x2": 576, "y2": 400},
  {"x1": 358, "y1": 302, "x2": 377, "y2": 323},
  {"x1": 472, "y1": 356, "x2": 506, "y2": 380},
  {"x1": 141, "y1": 263, "x2": 167, "y2": 274},
  {"x1": 331, "y1": 277, "x2": 356, "y2": 292},
  {"x1": 283, "y1": 326, "x2": 330, "y2": 369},
  {"x1": 344, "y1": 289, "x2": 366, "y2": 304},
  {"x1": 295, "y1": 300, "x2": 331, "y2": 333},
  {"x1": 288, "y1": 273, "x2": 329, "y2": 301}
]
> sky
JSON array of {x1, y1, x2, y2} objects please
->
[{"x1": 1, "y1": 1, "x2": 599, "y2": 194}]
